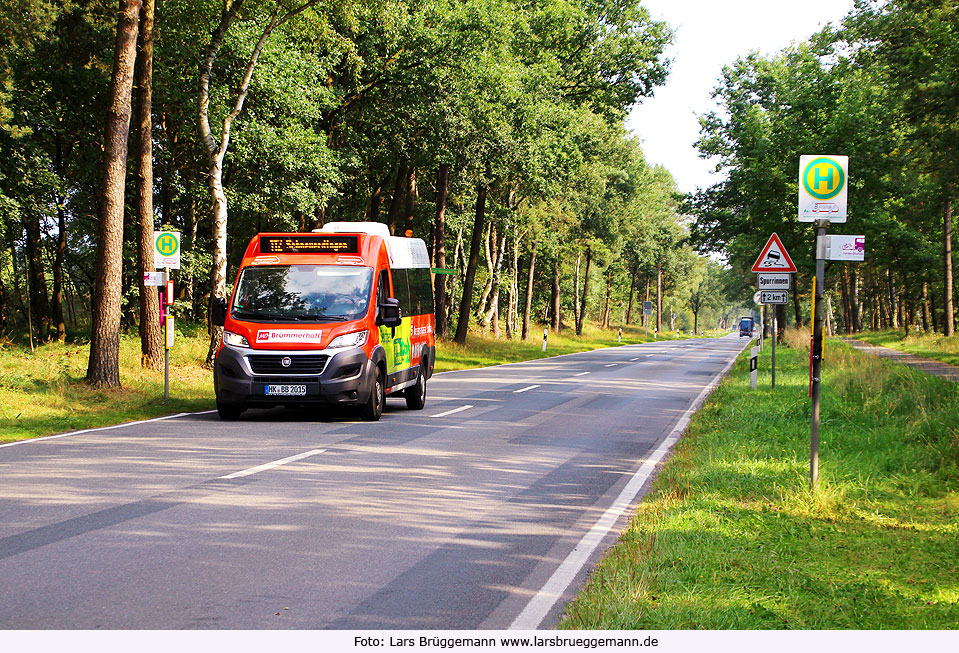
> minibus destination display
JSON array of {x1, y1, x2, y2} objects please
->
[{"x1": 259, "y1": 235, "x2": 359, "y2": 255}]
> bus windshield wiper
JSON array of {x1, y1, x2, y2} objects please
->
[
  {"x1": 232, "y1": 310, "x2": 299, "y2": 321},
  {"x1": 293, "y1": 314, "x2": 352, "y2": 322}
]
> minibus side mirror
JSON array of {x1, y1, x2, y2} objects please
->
[
  {"x1": 376, "y1": 298, "x2": 402, "y2": 328},
  {"x1": 211, "y1": 297, "x2": 228, "y2": 327}
]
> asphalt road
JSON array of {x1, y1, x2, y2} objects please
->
[{"x1": 0, "y1": 334, "x2": 747, "y2": 629}]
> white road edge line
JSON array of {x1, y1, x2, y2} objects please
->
[
  {"x1": 508, "y1": 341, "x2": 746, "y2": 630},
  {"x1": 429, "y1": 404, "x2": 474, "y2": 418},
  {"x1": 629, "y1": 358, "x2": 640, "y2": 361},
  {"x1": 220, "y1": 449, "x2": 326, "y2": 480},
  {"x1": 513, "y1": 385, "x2": 540, "y2": 394},
  {"x1": 604, "y1": 364, "x2": 617, "y2": 367},
  {"x1": 0, "y1": 410, "x2": 219, "y2": 449},
  {"x1": 573, "y1": 371, "x2": 590, "y2": 377}
]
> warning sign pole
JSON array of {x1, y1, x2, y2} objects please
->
[{"x1": 809, "y1": 220, "x2": 828, "y2": 489}]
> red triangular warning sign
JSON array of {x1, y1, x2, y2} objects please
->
[{"x1": 751, "y1": 233, "x2": 797, "y2": 273}]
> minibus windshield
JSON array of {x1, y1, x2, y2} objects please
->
[{"x1": 232, "y1": 265, "x2": 373, "y2": 322}]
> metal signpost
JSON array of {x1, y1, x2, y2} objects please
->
[
  {"x1": 642, "y1": 301, "x2": 653, "y2": 339},
  {"x1": 153, "y1": 231, "x2": 181, "y2": 401},
  {"x1": 798, "y1": 155, "x2": 849, "y2": 489},
  {"x1": 752, "y1": 234, "x2": 797, "y2": 389}
]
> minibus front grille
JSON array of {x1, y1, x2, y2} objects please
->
[
  {"x1": 248, "y1": 354, "x2": 330, "y2": 375},
  {"x1": 254, "y1": 376, "x2": 321, "y2": 384}
]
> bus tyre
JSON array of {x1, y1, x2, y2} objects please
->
[
  {"x1": 362, "y1": 368, "x2": 385, "y2": 421},
  {"x1": 217, "y1": 401, "x2": 244, "y2": 421},
  {"x1": 404, "y1": 368, "x2": 426, "y2": 410}
]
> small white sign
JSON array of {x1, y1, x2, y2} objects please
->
[
  {"x1": 818, "y1": 235, "x2": 865, "y2": 261},
  {"x1": 753, "y1": 291, "x2": 762, "y2": 305},
  {"x1": 757, "y1": 273, "x2": 790, "y2": 290},
  {"x1": 154, "y1": 231, "x2": 181, "y2": 269},
  {"x1": 798, "y1": 155, "x2": 848, "y2": 223},
  {"x1": 760, "y1": 291, "x2": 788, "y2": 305},
  {"x1": 165, "y1": 316, "x2": 175, "y2": 349},
  {"x1": 143, "y1": 271, "x2": 164, "y2": 287}
]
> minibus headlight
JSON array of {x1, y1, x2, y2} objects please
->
[
  {"x1": 327, "y1": 330, "x2": 368, "y2": 349},
  {"x1": 222, "y1": 330, "x2": 250, "y2": 348}
]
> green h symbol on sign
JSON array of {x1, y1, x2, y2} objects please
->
[
  {"x1": 813, "y1": 166, "x2": 833, "y2": 191},
  {"x1": 803, "y1": 158, "x2": 845, "y2": 200},
  {"x1": 157, "y1": 233, "x2": 178, "y2": 256}
]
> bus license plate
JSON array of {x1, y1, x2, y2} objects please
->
[{"x1": 265, "y1": 384, "x2": 307, "y2": 396}]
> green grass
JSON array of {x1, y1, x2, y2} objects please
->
[
  {"x1": 559, "y1": 335, "x2": 959, "y2": 629},
  {"x1": 0, "y1": 323, "x2": 216, "y2": 444},
  {"x1": 853, "y1": 329, "x2": 959, "y2": 367},
  {"x1": 0, "y1": 321, "x2": 709, "y2": 443}
]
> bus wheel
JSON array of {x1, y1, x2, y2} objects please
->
[
  {"x1": 404, "y1": 368, "x2": 426, "y2": 410},
  {"x1": 362, "y1": 368, "x2": 385, "y2": 421},
  {"x1": 217, "y1": 401, "x2": 244, "y2": 421}
]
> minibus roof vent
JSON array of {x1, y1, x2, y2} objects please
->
[{"x1": 315, "y1": 221, "x2": 391, "y2": 238}]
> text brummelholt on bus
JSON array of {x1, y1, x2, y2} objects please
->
[{"x1": 211, "y1": 222, "x2": 436, "y2": 421}]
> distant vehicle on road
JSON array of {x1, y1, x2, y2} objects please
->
[{"x1": 739, "y1": 317, "x2": 754, "y2": 338}]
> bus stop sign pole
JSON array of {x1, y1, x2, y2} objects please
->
[{"x1": 810, "y1": 220, "x2": 828, "y2": 488}]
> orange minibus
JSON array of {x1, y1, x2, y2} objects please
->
[{"x1": 211, "y1": 222, "x2": 435, "y2": 421}]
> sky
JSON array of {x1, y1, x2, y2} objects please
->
[{"x1": 626, "y1": 0, "x2": 857, "y2": 194}]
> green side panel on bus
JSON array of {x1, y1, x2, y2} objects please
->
[{"x1": 379, "y1": 318, "x2": 412, "y2": 374}]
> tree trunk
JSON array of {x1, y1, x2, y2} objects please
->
[
  {"x1": 482, "y1": 228, "x2": 507, "y2": 329},
  {"x1": 825, "y1": 294, "x2": 834, "y2": 337},
  {"x1": 551, "y1": 260, "x2": 561, "y2": 332},
  {"x1": 433, "y1": 164, "x2": 448, "y2": 337},
  {"x1": 602, "y1": 266, "x2": 612, "y2": 329},
  {"x1": 404, "y1": 166, "x2": 416, "y2": 232},
  {"x1": 87, "y1": 0, "x2": 142, "y2": 388},
  {"x1": 655, "y1": 264, "x2": 662, "y2": 333},
  {"x1": 506, "y1": 229, "x2": 518, "y2": 339},
  {"x1": 792, "y1": 281, "x2": 803, "y2": 327},
  {"x1": 887, "y1": 268, "x2": 899, "y2": 329},
  {"x1": 23, "y1": 214, "x2": 51, "y2": 341},
  {"x1": 930, "y1": 287, "x2": 939, "y2": 333},
  {"x1": 921, "y1": 281, "x2": 931, "y2": 333},
  {"x1": 135, "y1": 0, "x2": 162, "y2": 370},
  {"x1": 626, "y1": 262, "x2": 636, "y2": 325},
  {"x1": 198, "y1": 0, "x2": 314, "y2": 363},
  {"x1": 454, "y1": 181, "x2": 487, "y2": 344},
  {"x1": 522, "y1": 239, "x2": 537, "y2": 340},
  {"x1": 387, "y1": 159, "x2": 408, "y2": 235},
  {"x1": 944, "y1": 194, "x2": 954, "y2": 336},
  {"x1": 575, "y1": 247, "x2": 591, "y2": 335},
  {"x1": 643, "y1": 274, "x2": 650, "y2": 327},
  {"x1": 850, "y1": 270, "x2": 861, "y2": 333}
]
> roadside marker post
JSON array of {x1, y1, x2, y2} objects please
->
[
  {"x1": 618, "y1": 327, "x2": 622, "y2": 343},
  {"x1": 542, "y1": 328, "x2": 548, "y2": 353},
  {"x1": 750, "y1": 346, "x2": 758, "y2": 390}
]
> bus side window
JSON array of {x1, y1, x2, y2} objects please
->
[
  {"x1": 393, "y1": 268, "x2": 412, "y2": 316},
  {"x1": 377, "y1": 269, "x2": 389, "y2": 306}
]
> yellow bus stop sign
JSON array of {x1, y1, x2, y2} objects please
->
[{"x1": 154, "y1": 231, "x2": 181, "y2": 269}]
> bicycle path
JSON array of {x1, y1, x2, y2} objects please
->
[{"x1": 839, "y1": 338, "x2": 959, "y2": 382}]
